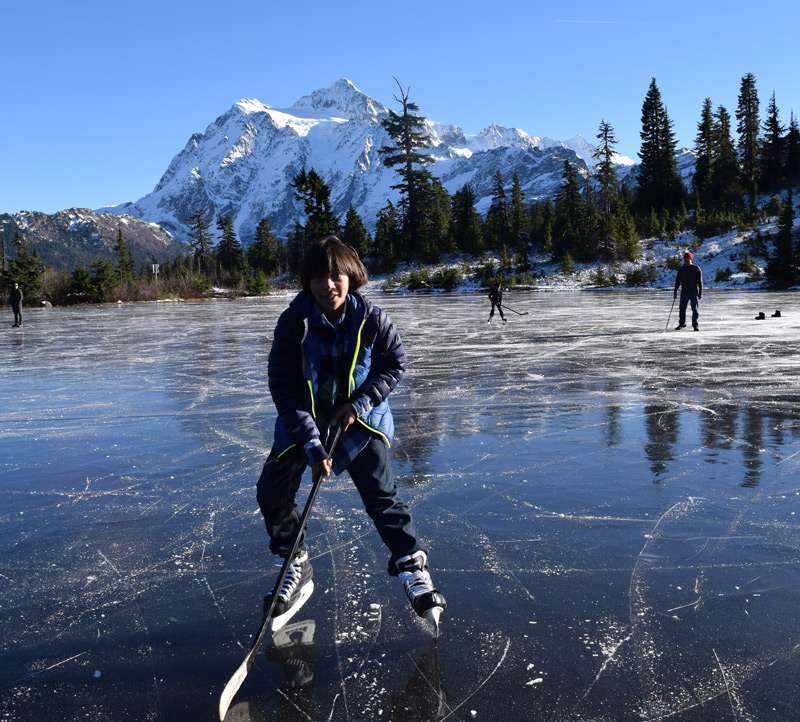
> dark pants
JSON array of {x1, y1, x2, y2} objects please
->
[
  {"x1": 489, "y1": 301, "x2": 505, "y2": 320},
  {"x1": 11, "y1": 305, "x2": 21, "y2": 326},
  {"x1": 678, "y1": 292, "x2": 699, "y2": 328},
  {"x1": 256, "y1": 437, "x2": 426, "y2": 575}
]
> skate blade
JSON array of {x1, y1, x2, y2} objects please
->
[
  {"x1": 268, "y1": 581, "x2": 314, "y2": 633},
  {"x1": 423, "y1": 606, "x2": 442, "y2": 638}
]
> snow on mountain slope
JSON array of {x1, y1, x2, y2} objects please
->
[{"x1": 98, "y1": 79, "x2": 641, "y2": 245}]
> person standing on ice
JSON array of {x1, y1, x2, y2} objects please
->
[
  {"x1": 9, "y1": 282, "x2": 23, "y2": 328},
  {"x1": 673, "y1": 251, "x2": 702, "y2": 331},
  {"x1": 487, "y1": 281, "x2": 506, "y2": 323},
  {"x1": 256, "y1": 235, "x2": 446, "y2": 631}
]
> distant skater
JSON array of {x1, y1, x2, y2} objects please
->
[
  {"x1": 9, "y1": 282, "x2": 23, "y2": 328},
  {"x1": 488, "y1": 282, "x2": 506, "y2": 323},
  {"x1": 674, "y1": 252, "x2": 702, "y2": 331}
]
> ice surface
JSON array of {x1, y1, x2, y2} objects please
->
[{"x1": 2, "y1": 290, "x2": 800, "y2": 721}]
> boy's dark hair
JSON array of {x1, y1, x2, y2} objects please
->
[{"x1": 300, "y1": 236, "x2": 368, "y2": 292}]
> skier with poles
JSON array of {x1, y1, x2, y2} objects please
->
[
  {"x1": 673, "y1": 251, "x2": 703, "y2": 331},
  {"x1": 256, "y1": 236, "x2": 446, "y2": 631},
  {"x1": 487, "y1": 281, "x2": 506, "y2": 323}
]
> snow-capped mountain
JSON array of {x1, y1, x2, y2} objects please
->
[{"x1": 99, "y1": 79, "x2": 638, "y2": 244}]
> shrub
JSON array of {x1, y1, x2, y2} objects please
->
[
  {"x1": 736, "y1": 252, "x2": 758, "y2": 275},
  {"x1": 591, "y1": 265, "x2": 612, "y2": 287},
  {"x1": 625, "y1": 265, "x2": 657, "y2": 287},
  {"x1": 406, "y1": 268, "x2": 431, "y2": 290}
]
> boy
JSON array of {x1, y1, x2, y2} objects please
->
[{"x1": 256, "y1": 236, "x2": 446, "y2": 631}]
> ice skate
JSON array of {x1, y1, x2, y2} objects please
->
[
  {"x1": 263, "y1": 550, "x2": 314, "y2": 632},
  {"x1": 396, "y1": 551, "x2": 446, "y2": 637}
]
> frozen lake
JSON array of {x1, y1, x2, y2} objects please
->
[{"x1": 2, "y1": 289, "x2": 800, "y2": 722}]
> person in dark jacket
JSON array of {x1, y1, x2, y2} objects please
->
[
  {"x1": 256, "y1": 236, "x2": 445, "y2": 630},
  {"x1": 487, "y1": 282, "x2": 506, "y2": 323},
  {"x1": 9, "y1": 282, "x2": 23, "y2": 327},
  {"x1": 673, "y1": 252, "x2": 703, "y2": 331}
]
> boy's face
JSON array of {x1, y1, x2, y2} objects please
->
[{"x1": 310, "y1": 272, "x2": 349, "y2": 319}]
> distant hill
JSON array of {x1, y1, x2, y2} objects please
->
[{"x1": 0, "y1": 208, "x2": 186, "y2": 272}]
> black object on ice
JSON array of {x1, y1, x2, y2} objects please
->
[
  {"x1": 219, "y1": 422, "x2": 342, "y2": 721},
  {"x1": 772, "y1": 310, "x2": 782, "y2": 317},
  {"x1": 502, "y1": 304, "x2": 529, "y2": 316},
  {"x1": 756, "y1": 312, "x2": 766, "y2": 320}
]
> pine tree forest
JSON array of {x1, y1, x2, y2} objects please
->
[{"x1": 4, "y1": 71, "x2": 800, "y2": 304}]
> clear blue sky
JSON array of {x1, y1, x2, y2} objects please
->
[{"x1": 2, "y1": 0, "x2": 799, "y2": 215}]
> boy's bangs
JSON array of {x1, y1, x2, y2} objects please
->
[{"x1": 300, "y1": 236, "x2": 368, "y2": 291}]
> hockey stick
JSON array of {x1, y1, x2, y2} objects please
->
[
  {"x1": 664, "y1": 295, "x2": 677, "y2": 332},
  {"x1": 219, "y1": 422, "x2": 342, "y2": 720},
  {"x1": 502, "y1": 304, "x2": 528, "y2": 316}
]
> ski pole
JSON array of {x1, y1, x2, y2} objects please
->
[
  {"x1": 502, "y1": 304, "x2": 528, "y2": 316},
  {"x1": 219, "y1": 422, "x2": 342, "y2": 720},
  {"x1": 664, "y1": 295, "x2": 677, "y2": 332}
]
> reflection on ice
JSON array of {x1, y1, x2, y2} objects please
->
[{"x1": 1, "y1": 290, "x2": 800, "y2": 721}]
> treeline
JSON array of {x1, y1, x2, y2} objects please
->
[{"x1": 4, "y1": 72, "x2": 800, "y2": 303}]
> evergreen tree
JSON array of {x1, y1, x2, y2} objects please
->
[
  {"x1": 69, "y1": 266, "x2": 93, "y2": 297},
  {"x1": 420, "y1": 178, "x2": 453, "y2": 262},
  {"x1": 247, "y1": 216, "x2": 281, "y2": 275},
  {"x1": 610, "y1": 198, "x2": 641, "y2": 260},
  {"x1": 341, "y1": 205, "x2": 368, "y2": 258},
  {"x1": 693, "y1": 99, "x2": 715, "y2": 209},
  {"x1": 553, "y1": 160, "x2": 588, "y2": 260},
  {"x1": 509, "y1": 171, "x2": 529, "y2": 248},
  {"x1": 187, "y1": 207, "x2": 214, "y2": 275},
  {"x1": 6, "y1": 233, "x2": 45, "y2": 297},
  {"x1": 451, "y1": 184, "x2": 484, "y2": 255},
  {"x1": 759, "y1": 92, "x2": 785, "y2": 193},
  {"x1": 0, "y1": 227, "x2": 6, "y2": 276},
  {"x1": 593, "y1": 119, "x2": 622, "y2": 256},
  {"x1": 785, "y1": 112, "x2": 800, "y2": 188},
  {"x1": 291, "y1": 168, "x2": 340, "y2": 241},
  {"x1": 582, "y1": 182, "x2": 600, "y2": 257},
  {"x1": 764, "y1": 187, "x2": 797, "y2": 287},
  {"x1": 114, "y1": 228, "x2": 136, "y2": 282},
  {"x1": 371, "y1": 201, "x2": 400, "y2": 272},
  {"x1": 710, "y1": 105, "x2": 742, "y2": 208},
  {"x1": 529, "y1": 200, "x2": 555, "y2": 255},
  {"x1": 636, "y1": 78, "x2": 685, "y2": 215},
  {"x1": 736, "y1": 72, "x2": 760, "y2": 207},
  {"x1": 215, "y1": 214, "x2": 245, "y2": 275},
  {"x1": 485, "y1": 170, "x2": 510, "y2": 250},
  {"x1": 285, "y1": 226, "x2": 305, "y2": 275},
  {"x1": 90, "y1": 257, "x2": 119, "y2": 301},
  {"x1": 379, "y1": 78, "x2": 436, "y2": 261}
]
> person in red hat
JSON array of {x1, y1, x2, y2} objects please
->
[{"x1": 673, "y1": 251, "x2": 703, "y2": 330}]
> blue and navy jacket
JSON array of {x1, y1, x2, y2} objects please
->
[{"x1": 268, "y1": 290, "x2": 406, "y2": 473}]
